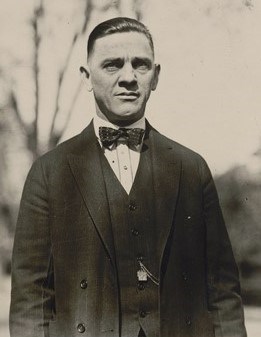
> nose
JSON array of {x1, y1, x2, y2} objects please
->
[{"x1": 118, "y1": 63, "x2": 137, "y2": 86}]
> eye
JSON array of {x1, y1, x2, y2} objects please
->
[
  {"x1": 103, "y1": 60, "x2": 122, "y2": 72},
  {"x1": 132, "y1": 59, "x2": 151, "y2": 72}
]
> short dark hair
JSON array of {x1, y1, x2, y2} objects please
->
[{"x1": 87, "y1": 17, "x2": 154, "y2": 59}]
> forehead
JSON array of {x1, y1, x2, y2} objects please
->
[{"x1": 89, "y1": 32, "x2": 154, "y2": 62}]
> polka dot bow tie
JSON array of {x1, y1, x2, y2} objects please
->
[{"x1": 99, "y1": 126, "x2": 145, "y2": 148}]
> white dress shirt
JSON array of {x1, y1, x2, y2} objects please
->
[{"x1": 93, "y1": 115, "x2": 145, "y2": 194}]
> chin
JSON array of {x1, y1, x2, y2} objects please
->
[
  {"x1": 121, "y1": 111, "x2": 142, "y2": 120},
  {"x1": 121, "y1": 112, "x2": 138, "y2": 118},
  {"x1": 120, "y1": 107, "x2": 143, "y2": 117},
  {"x1": 111, "y1": 112, "x2": 142, "y2": 126}
]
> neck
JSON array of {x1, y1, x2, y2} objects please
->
[{"x1": 96, "y1": 111, "x2": 145, "y2": 127}]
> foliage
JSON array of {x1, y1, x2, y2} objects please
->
[
  {"x1": 215, "y1": 162, "x2": 261, "y2": 305},
  {"x1": 0, "y1": 0, "x2": 141, "y2": 274}
]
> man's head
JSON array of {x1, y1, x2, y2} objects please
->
[{"x1": 82, "y1": 17, "x2": 160, "y2": 126}]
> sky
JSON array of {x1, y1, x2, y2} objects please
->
[{"x1": 1, "y1": 0, "x2": 261, "y2": 175}]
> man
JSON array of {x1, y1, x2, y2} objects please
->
[{"x1": 10, "y1": 17, "x2": 247, "y2": 337}]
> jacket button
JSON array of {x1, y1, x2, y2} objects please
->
[
  {"x1": 77, "y1": 323, "x2": 86, "y2": 333},
  {"x1": 129, "y1": 203, "x2": 137, "y2": 211},
  {"x1": 186, "y1": 317, "x2": 192, "y2": 326},
  {"x1": 131, "y1": 228, "x2": 139, "y2": 236},
  {"x1": 80, "y1": 279, "x2": 88, "y2": 289},
  {"x1": 137, "y1": 255, "x2": 143, "y2": 262},
  {"x1": 140, "y1": 311, "x2": 147, "y2": 318},
  {"x1": 182, "y1": 272, "x2": 188, "y2": 281},
  {"x1": 138, "y1": 282, "x2": 145, "y2": 290}
]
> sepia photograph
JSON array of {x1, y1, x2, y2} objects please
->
[{"x1": 0, "y1": 0, "x2": 261, "y2": 336}]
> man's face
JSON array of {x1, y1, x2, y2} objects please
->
[{"x1": 87, "y1": 32, "x2": 160, "y2": 125}]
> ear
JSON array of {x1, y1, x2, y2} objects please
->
[
  {"x1": 79, "y1": 66, "x2": 93, "y2": 92},
  {"x1": 151, "y1": 64, "x2": 161, "y2": 91}
]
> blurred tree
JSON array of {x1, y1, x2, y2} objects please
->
[
  {"x1": 0, "y1": 0, "x2": 142, "y2": 273},
  {"x1": 215, "y1": 159, "x2": 261, "y2": 305},
  {"x1": 8, "y1": 0, "x2": 142, "y2": 158}
]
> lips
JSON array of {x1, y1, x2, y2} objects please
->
[{"x1": 116, "y1": 92, "x2": 139, "y2": 99}]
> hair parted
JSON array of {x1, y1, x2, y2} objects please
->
[{"x1": 87, "y1": 17, "x2": 154, "y2": 59}]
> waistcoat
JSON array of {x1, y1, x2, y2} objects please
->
[{"x1": 100, "y1": 140, "x2": 160, "y2": 337}]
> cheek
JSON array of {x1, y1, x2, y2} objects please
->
[
  {"x1": 92, "y1": 79, "x2": 114, "y2": 96},
  {"x1": 139, "y1": 75, "x2": 154, "y2": 91}
]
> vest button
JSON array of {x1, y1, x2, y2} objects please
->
[
  {"x1": 138, "y1": 282, "x2": 145, "y2": 290},
  {"x1": 131, "y1": 228, "x2": 139, "y2": 236},
  {"x1": 186, "y1": 317, "x2": 192, "y2": 326},
  {"x1": 77, "y1": 323, "x2": 86, "y2": 333},
  {"x1": 80, "y1": 279, "x2": 88, "y2": 289},
  {"x1": 140, "y1": 311, "x2": 147, "y2": 318},
  {"x1": 182, "y1": 272, "x2": 188, "y2": 281},
  {"x1": 129, "y1": 203, "x2": 137, "y2": 211}
]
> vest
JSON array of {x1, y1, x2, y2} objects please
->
[{"x1": 100, "y1": 140, "x2": 160, "y2": 337}]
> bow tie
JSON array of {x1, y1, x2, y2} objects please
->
[{"x1": 99, "y1": 126, "x2": 145, "y2": 148}]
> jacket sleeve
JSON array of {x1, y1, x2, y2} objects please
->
[
  {"x1": 199, "y1": 157, "x2": 247, "y2": 337},
  {"x1": 9, "y1": 158, "x2": 54, "y2": 337}
]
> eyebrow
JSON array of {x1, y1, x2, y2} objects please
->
[
  {"x1": 132, "y1": 57, "x2": 153, "y2": 66},
  {"x1": 101, "y1": 57, "x2": 153, "y2": 65},
  {"x1": 101, "y1": 58, "x2": 122, "y2": 65}
]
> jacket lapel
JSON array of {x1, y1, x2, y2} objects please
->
[
  {"x1": 67, "y1": 122, "x2": 115, "y2": 266},
  {"x1": 67, "y1": 121, "x2": 181, "y2": 273},
  {"x1": 147, "y1": 123, "x2": 182, "y2": 270}
]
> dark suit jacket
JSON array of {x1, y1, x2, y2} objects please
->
[{"x1": 10, "y1": 121, "x2": 247, "y2": 337}]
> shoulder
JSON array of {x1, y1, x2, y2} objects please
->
[
  {"x1": 37, "y1": 122, "x2": 94, "y2": 163},
  {"x1": 148, "y1": 122, "x2": 213, "y2": 187},
  {"x1": 41, "y1": 134, "x2": 82, "y2": 162},
  {"x1": 149, "y1": 123, "x2": 207, "y2": 167},
  {"x1": 29, "y1": 122, "x2": 95, "y2": 179},
  {"x1": 156, "y1": 130, "x2": 214, "y2": 191}
]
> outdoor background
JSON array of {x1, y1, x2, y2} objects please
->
[{"x1": 0, "y1": 0, "x2": 260, "y2": 336}]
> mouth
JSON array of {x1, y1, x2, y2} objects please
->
[{"x1": 116, "y1": 92, "x2": 139, "y2": 100}]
